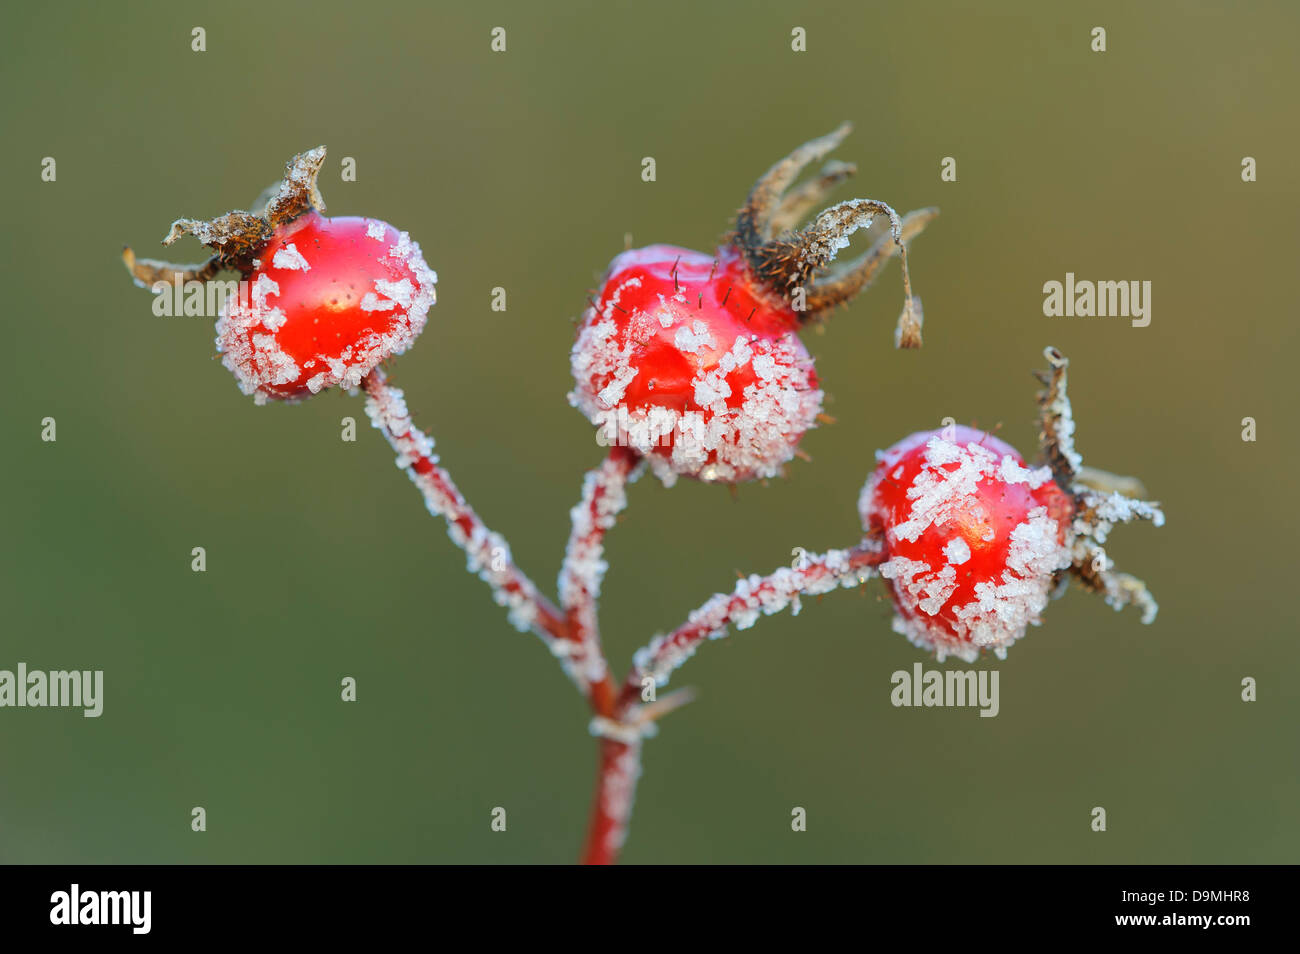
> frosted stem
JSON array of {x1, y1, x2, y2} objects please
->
[
  {"x1": 361, "y1": 369, "x2": 577, "y2": 671},
  {"x1": 581, "y1": 736, "x2": 643, "y2": 865},
  {"x1": 620, "y1": 541, "x2": 885, "y2": 708},
  {"x1": 559, "y1": 447, "x2": 641, "y2": 693}
]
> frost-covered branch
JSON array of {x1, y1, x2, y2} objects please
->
[
  {"x1": 581, "y1": 736, "x2": 642, "y2": 866},
  {"x1": 559, "y1": 446, "x2": 641, "y2": 700},
  {"x1": 618, "y1": 540, "x2": 885, "y2": 708},
  {"x1": 587, "y1": 540, "x2": 885, "y2": 862},
  {"x1": 362, "y1": 368, "x2": 576, "y2": 667}
]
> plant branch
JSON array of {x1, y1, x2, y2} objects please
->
[
  {"x1": 361, "y1": 368, "x2": 583, "y2": 678},
  {"x1": 580, "y1": 540, "x2": 885, "y2": 864},
  {"x1": 559, "y1": 446, "x2": 641, "y2": 709},
  {"x1": 618, "y1": 540, "x2": 885, "y2": 710},
  {"x1": 581, "y1": 736, "x2": 642, "y2": 865}
]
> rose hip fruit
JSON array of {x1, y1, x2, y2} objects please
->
[
  {"x1": 569, "y1": 124, "x2": 937, "y2": 485},
  {"x1": 124, "y1": 147, "x2": 436, "y2": 403},
  {"x1": 858, "y1": 349, "x2": 1164, "y2": 662},
  {"x1": 217, "y1": 212, "x2": 434, "y2": 402},
  {"x1": 860, "y1": 426, "x2": 1075, "y2": 661}
]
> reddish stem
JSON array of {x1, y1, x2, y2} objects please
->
[
  {"x1": 365, "y1": 368, "x2": 639, "y2": 861},
  {"x1": 581, "y1": 737, "x2": 642, "y2": 865},
  {"x1": 364, "y1": 367, "x2": 887, "y2": 864},
  {"x1": 585, "y1": 541, "x2": 885, "y2": 864},
  {"x1": 617, "y1": 541, "x2": 885, "y2": 710},
  {"x1": 558, "y1": 446, "x2": 640, "y2": 700},
  {"x1": 362, "y1": 368, "x2": 574, "y2": 656},
  {"x1": 561, "y1": 447, "x2": 643, "y2": 863}
]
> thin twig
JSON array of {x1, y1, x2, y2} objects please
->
[
  {"x1": 618, "y1": 541, "x2": 885, "y2": 712},
  {"x1": 559, "y1": 446, "x2": 641, "y2": 701},
  {"x1": 361, "y1": 368, "x2": 579, "y2": 676}
]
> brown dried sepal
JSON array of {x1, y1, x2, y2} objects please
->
[
  {"x1": 1034, "y1": 347, "x2": 1165, "y2": 623},
  {"x1": 732, "y1": 123, "x2": 936, "y2": 346},
  {"x1": 122, "y1": 146, "x2": 327, "y2": 288}
]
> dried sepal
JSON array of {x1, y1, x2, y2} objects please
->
[
  {"x1": 163, "y1": 212, "x2": 274, "y2": 266},
  {"x1": 1073, "y1": 465, "x2": 1148, "y2": 499},
  {"x1": 260, "y1": 146, "x2": 327, "y2": 225},
  {"x1": 731, "y1": 124, "x2": 934, "y2": 341},
  {"x1": 122, "y1": 145, "x2": 327, "y2": 287},
  {"x1": 1035, "y1": 347, "x2": 1165, "y2": 621},
  {"x1": 894, "y1": 293, "x2": 924, "y2": 349},
  {"x1": 806, "y1": 206, "x2": 937, "y2": 313},
  {"x1": 735, "y1": 122, "x2": 852, "y2": 249},
  {"x1": 120, "y1": 246, "x2": 221, "y2": 289},
  {"x1": 767, "y1": 159, "x2": 857, "y2": 235},
  {"x1": 1035, "y1": 346, "x2": 1084, "y2": 488}
]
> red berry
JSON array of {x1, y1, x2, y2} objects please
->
[
  {"x1": 216, "y1": 211, "x2": 436, "y2": 403},
  {"x1": 859, "y1": 426, "x2": 1076, "y2": 662},
  {"x1": 569, "y1": 245, "x2": 821, "y2": 484},
  {"x1": 569, "y1": 125, "x2": 937, "y2": 485},
  {"x1": 123, "y1": 147, "x2": 437, "y2": 404}
]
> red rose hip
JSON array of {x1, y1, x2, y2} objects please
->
[
  {"x1": 860, "y1": 426, "x2": 1075, "y2": 661},
  {"x1": 217, "y1": 211, "x2": 435, "y2": 403},
  {"x1": 123, "y1": 146, "x2": 435, "y2": 404},
  {"x1": 857, "y1": 349, "x2": 1165, "y2": 662},
  {"x1": 570, "y1": 124, "x2": 938, "y2": 485},
  {"x1": 570, "y1": 245, "x2": 821, "y2": 484}
]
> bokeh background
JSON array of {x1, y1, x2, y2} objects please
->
[{"x1": 1, "y1": 0, "x2": 1295, "y2": 863}]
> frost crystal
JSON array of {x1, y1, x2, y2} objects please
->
[
  {"x1": 674, "y1": 320, "x2": 714, "y2": 354},
  {"x1": 943, "y1": 537, "x2": 971, "y2": 565},
  {"x1": 271, "y1": 243, "x2": 310, "y2": 271}
]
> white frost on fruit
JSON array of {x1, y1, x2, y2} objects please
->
[
  {"x1": 876, "y1": 435, "x2": 1053, "y2": 544},
  {"x1": 375, "y1": 278, "x2": 414, "y2": 309},
  {"x1": 861, "y1": 431, "x2": 1072, "y2": 663},
  {"x1": 271, "y1": 243, "x2": 310, "y2": 271},
  {"x1": 943, "y1": 537, "x2": 970, "y2": 565},
  {"x1": 217, "y1": 227, "x2": 436, "y2": 403},
  {"x1": 570, "y1": 298, "x2": 821, "y2": 485},
  {"x1": 601, "y1": 277, "x2": 641, "y2": 320},
  {"x1": 674, "y1": 320, "x2": 714, "y2": 354},
  {"x1": 359, "y1": 292, "x2": 397, "y2": 312},
  {"x1": 949, "y1": 507, "x2": 1072, "y2": 654}
]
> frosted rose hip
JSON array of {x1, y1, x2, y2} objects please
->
[
  {"x1": 568, "y1": 124, "x2": 938, "y2": 486},
  {"x1": 859, "y1": 426, "x2": 1075, "y2": 662},
  {"x1": 217, "y1": 212, "x2": 436, "y2": 403},
  {"x1": 569, "y1": 246, "x2": 821, "y2": 484},
  {"x1": 122, "y1": 146, "x2": 436, "y2": 405}
]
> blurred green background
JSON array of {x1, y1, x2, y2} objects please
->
[{"x1": 1, "y1": 0, "x2": 1295, "y2": 863}]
